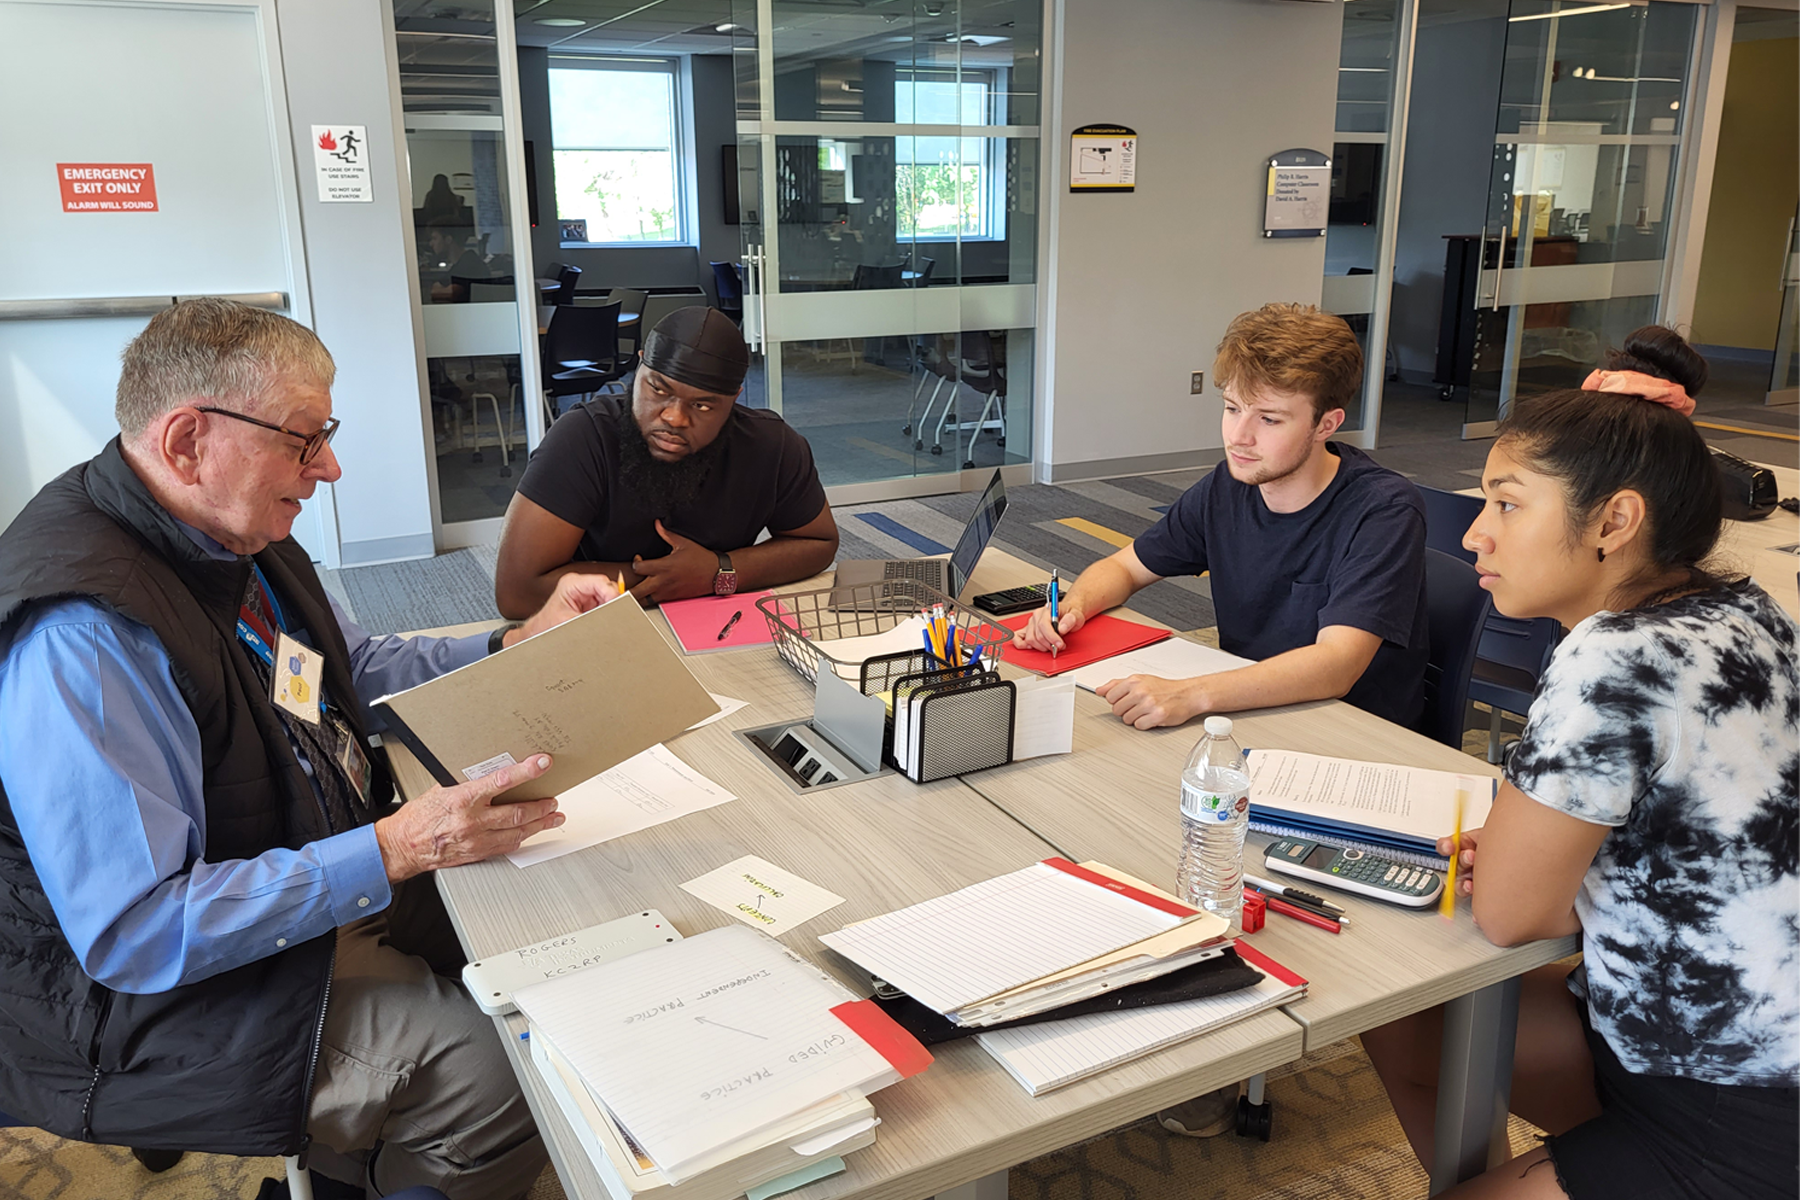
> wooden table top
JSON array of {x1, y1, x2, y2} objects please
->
[
  {"x1": 956, "y1": 548, "x2": 1579, "y2": 1050},
  {"x1": 395, "y1": 584, "x2": 1304, "y2": 1200}
]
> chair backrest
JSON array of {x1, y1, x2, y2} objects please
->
[
  {"x1": 1418, "y1": 485, "x2": 1484, "y2": 564},
  {"x1": 915, "y1": 256, "x2": 936, "y2": 285},
  {"x1": 552, "y1": 263, "x2": 582, "y2": 306},
  {"x1": 1476, "y1": 613, "x2": 1563, "y2": 676},
  {"x1": 606, "y1": 287, "x2": 648, "y2": 318},
  {"x1": 1421, "y1": 548, "x2": 1492, "y2": 748},
  {"x1": 710, "y1": 260, "x2": 743, "y2": 308},
  {"x1": 852, "y1": 263, "x2": 903, "y2": 290},
  {"x1": 542, "y1": 301, "x2": 621, "y2": 374}
]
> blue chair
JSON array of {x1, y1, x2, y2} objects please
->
[
  {"x1": 1421, "y1": 549, "x2": 1492, "y2": 749},
  {"x1": 1418, "y1": 486, "x2": 1562, "y2": 759}
]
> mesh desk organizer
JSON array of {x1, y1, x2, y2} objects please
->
[{"x1": 756, "y1": 580, "x2": 1017, "y2": 784}]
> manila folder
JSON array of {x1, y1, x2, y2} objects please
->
[{"x1": 374, "y1": 595, "x2": 718, "y2": 802}]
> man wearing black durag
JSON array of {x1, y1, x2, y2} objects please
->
[{"x1": 496, "y1": 307, "x2": 839, "y2": 613}]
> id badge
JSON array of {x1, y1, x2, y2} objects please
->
[
  {"x1": 330, "y1": 715, "x2": 374, "y2": 807},
  {"x1": 271, "y1": 632, "x2": 324, "y2": 726}
]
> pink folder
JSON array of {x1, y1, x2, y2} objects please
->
[{"x1": 660, "y1": 592, "x2": 777, "y2": 654}]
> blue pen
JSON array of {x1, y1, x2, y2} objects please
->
[{"x1": 1049, "y1": 568, "x2": 1060, "y2": 659}]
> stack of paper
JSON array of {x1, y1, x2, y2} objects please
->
[
  {"x1": 819, "y1": 859, "x2": 1229, "y2": 1029},
  {"x1": 1064, "y1": 638, "x2": 1254, "y2": 694},
  {"x1": 513, "y1": 925, "x2": 930, "y2": 1193},
  {"x1": 974, "y1": 941, "x2": 1307, "y2": 1095},
  {"x1": 1246, "y1": 749, "x2": 1495, "y2": 863}
]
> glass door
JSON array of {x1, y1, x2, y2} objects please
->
[
  {"x1": 1465, "y1": 0, "x2": 1699, "y2": 437},
  {"x1": 1771, "y1": 206, "x2": 1799, "y2": 407},
  {"x1": 731, "y1": 0, "x2": 1040, "y2": 499}
]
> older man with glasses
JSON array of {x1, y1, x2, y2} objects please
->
[{"x1": 0, "y1": 298, "x2": 610, "y2": 1200}]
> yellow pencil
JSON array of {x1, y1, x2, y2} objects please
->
[
  {"x1": 616, "y1": 570, "x2": 626, "y2": 596},
  {"x1": 1440, "y1": 785, "x2": 1466, "y2": 920}
]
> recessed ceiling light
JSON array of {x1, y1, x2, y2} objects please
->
[{"x1": 534, "y1": 17, "x2": 586, "y2": 26}]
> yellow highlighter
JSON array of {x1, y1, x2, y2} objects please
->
[{"x1": 1440, "y1": 785, "x2": 1466, "y2": 920}]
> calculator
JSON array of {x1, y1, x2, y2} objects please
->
[
  {"x1": 972, "y1": 584, "x2": 1051, "y2": 616},
  {"x1": 1263, "y1": 837, "x2": 1444, "y2": 908}
]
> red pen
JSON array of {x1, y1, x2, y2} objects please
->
[{"x1": 1246, "y1": 887, "x2": 1341, "y2": 934}]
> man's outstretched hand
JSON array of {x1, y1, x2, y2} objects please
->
[{"x1": 375, "y1": 754, "x2": 564, "y2": 882}]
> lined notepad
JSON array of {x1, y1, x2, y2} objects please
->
[
  {"x1": 513, "y1": 926, "x2": 902, "y2": 1183},
  {"x1": 818, "y1": 859, "x2": 1194, "y2": 1016},
  {"x1": 974, "y1": 947, "x2": 1307, "y2": 1095}
]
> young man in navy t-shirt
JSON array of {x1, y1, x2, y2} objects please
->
[{"x1": 1018, "y1": 303, "x2": 1427, "y2": 731}]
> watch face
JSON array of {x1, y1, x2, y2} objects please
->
[{"x1": 714, "y1": 571, "x2": 739, "y2": 596}]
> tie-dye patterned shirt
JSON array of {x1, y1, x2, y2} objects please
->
[{"x1": 1507, "y1": 579, "x2": 1799, "y2": 1087}]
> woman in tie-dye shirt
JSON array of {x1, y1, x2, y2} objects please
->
[{"x1": 1363, "y1": 327, "x2": 1797, "y2": 1200}]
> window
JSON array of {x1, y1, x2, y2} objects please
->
[
  {"x1": 894, "y1": 70, "x2": 1002, "y2": 241},
  {"x1": 549, "y1": 58, "x2": 684, "y2": 244}
]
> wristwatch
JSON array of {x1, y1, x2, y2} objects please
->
[{"x1": 713, "y1": 552, "x2": 739, "y2": 596}]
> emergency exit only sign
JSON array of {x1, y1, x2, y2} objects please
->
[{"x1": 58, "y1": 163, "x2": 158, "y2": 212}]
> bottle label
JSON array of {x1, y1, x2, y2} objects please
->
[{"x1": 1181, "y1": 781, "x2": 1245, "y2": 824}]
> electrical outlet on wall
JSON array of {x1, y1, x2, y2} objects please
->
[{"x1": 1190, "y1": 371, "x2": 1204, "y2": 395}]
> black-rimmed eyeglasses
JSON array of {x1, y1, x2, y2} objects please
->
[{"x1": 196, "y1": 406, "x2": 341, "y2": 465}]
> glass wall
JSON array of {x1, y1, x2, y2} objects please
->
[
  {"x1": 1322, "y1": 0, "x2": 1407, "y2": 434},
  {"x1": 1466, "y1": 0, "x2": 1699, "y2": 431},
  {"x1": 393, "y1": 1, "x2": 534, "y2": 530},
  {"x1": 733, "y1": 0, "x2": 1039, "y2": 494}
]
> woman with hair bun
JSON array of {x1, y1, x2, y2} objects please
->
[{"x1": 1360, "y1": 327, "x2": 1798, "y2": 1199}]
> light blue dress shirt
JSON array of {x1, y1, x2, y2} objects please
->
[{"x1": 0, "y1": 535, "x2": 489, "y2": 995}]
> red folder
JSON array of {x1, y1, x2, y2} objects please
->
[{"x1": 996, "y1": 612, "x2": 1172, "y2": 677}]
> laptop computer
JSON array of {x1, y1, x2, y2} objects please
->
[{"x1": 833, "y1": 470, "x2": 1008, "y2": 601}]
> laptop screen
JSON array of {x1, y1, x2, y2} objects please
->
[{"x1": 947, "y1": 470, "x2": 1008, "y2": 597}]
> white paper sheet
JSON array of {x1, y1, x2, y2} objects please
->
[
  {"x1": 813, "y1": 615, "x2": 932, "y2": 679},
  {"x1": 686, "y1": 693, "x2": 750, "y2": 731},
  {"x1": 1064, "y1": 638, "x2": 1255, "y2": 694},
  {"x1": 1011, "y1": 677, "x2": 1075, "y2": 760},
  {"x1": 508, "y1": 745, "x2": 738, "y2": 867},
  {"x1": 1246, "y1": 749, "x2": 1493, "y2": 844},
  {"x1": 819, "y1": 860, "x2": 1189, "y2": 1016},
  {"x1": 680, "y1": 855, "x2": 847, "y2": 934}
]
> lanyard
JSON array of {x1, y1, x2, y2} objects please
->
[{"x1": 236, "y1": 564, "x2": 332, "y2": 716}]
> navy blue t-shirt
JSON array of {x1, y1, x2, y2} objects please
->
[{"x1": 1132, "y1": 443, "x2": 1428, "y2": 728}]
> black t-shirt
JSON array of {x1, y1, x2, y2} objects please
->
[
  {"x1": 516, "y1": 395, "x2": 828, "y2": 565},
  {"x1": 1132, "y1": 443, "x2": 1428, "y2": 728}
]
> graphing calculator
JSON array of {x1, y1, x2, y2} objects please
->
[
  {"x1": 1264, "y1": 837, "x2": 1444, "y2": 908},
  {"x1": 972, "y1": 584, "x2": 1051, "y2": 616}
]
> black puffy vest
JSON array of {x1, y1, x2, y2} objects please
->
[{"x1": 0, "y1": 439, "x2": 392, "y2": 1155}]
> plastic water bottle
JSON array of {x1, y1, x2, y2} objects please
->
[{"x1": 1176, "y1": 716, "x2": 1252, "y2": 931}]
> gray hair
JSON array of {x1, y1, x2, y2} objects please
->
[{"x1": 115, "y1": 298, "x2": 335, "y2": 437}]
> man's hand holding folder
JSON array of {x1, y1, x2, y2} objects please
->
[{"x1": 375, "y1": 752, "x2": 567, "y2": 881}]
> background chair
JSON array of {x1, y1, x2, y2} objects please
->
[
  {"x1": 1419, "y1": 485, "x2": 1563, "y2": 759},
  {"x1": 604, "y1": 287, "x2": 648, "y2": 354},
  {"x1": 1420, "y1": 548, "x2": 1492, "y2": 748},
  {"x1": 542, "y1": 263, "x2": 581, "y2": 307},
  {"x1": 710, "y1": 260, "x2": 743, "y2": 323},
  {"x1": 541, "y1": 301, "x2": 628, "y2": 424}
]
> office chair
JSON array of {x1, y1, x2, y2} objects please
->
[
  {"x1": 1418, "y1": 485, "x2": 1562, "y2": 759},
  {"x1": 541, "y1": 301, "x2": 629, "y2": 423},
  {"x1": 1421, "y1": 549, "x2": 1492, "y2": 749},
  {"x1": 925, "y1": 332, "x2": 1007, "y2": 466},
  {"x1": 710, "y1": 260, "x2": 743, "y2": 323},
  {"x1": 548, "y1": 263, "x2": 582, "y2": 307}
]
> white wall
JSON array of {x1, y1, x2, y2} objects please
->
[
  {"x1": 279, "y1": 0, "x2": 437, "y2": 565},
  {"x1": 1040, "y1": 0, "x2": 1345, "y2": 480}
]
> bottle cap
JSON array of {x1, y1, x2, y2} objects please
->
[{"x1": 1203, "y1": 716, "x2": 1233, "y2": 736}]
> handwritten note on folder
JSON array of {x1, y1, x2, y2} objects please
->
[
  {"x1": 372, "y1": 594, "x2": 718, "y2": 802},
  {"x1": 512, "y1": 926, "x2": 929, "y2": 1184}
]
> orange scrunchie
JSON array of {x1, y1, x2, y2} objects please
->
[{"x1": 1581, "y1": 369, "x2": 1696, "y2": 417}]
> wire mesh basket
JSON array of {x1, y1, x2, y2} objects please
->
[{"x1": 755, "y1": 580, "x2": 1015, "y2": 693}]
